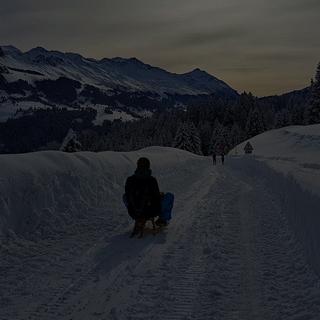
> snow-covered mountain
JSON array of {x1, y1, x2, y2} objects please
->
[{"x1": 0, "y1": 45, "x2": 238, "y2": 122}]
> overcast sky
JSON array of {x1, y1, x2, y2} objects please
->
[{"x1": 1, "y1": 0, "x2": 319, "y2": 96}]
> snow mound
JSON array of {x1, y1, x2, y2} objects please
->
[
  {"x1": 0, "y1": 147, "x2": 205, "y2": 239},
  {"x1": 231, "y1": 124, "x2": 320, "y2": 196},
  {"x1": 232, "y1": 124, "x2": 320, "y2": 273},
  {"x1": 233, "y1": 124, "x2": 320, "y2": 162}
]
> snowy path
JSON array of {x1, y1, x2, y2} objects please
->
[{"x1": 2, "y1": 157, "x2": 320, "y2": 320}]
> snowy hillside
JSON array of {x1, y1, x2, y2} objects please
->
[
  {"x1": 0, "y1": 45, "x2": 237, "y2": 121},
  {"x1": 1, "y1": 143, "x2": 320, "y2": 319},
  {"x1": 232, "y1": 124, "x2": 320, "y2": 285},
  {"x1": 233, "y1": 124, "x2": 320, "y2": 195}
]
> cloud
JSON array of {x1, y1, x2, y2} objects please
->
[
  {"x1": 276, "y1": 0, "x2": 320, "y2": 12},
  {"x1": 0, "y1": 0, "x2": 319, "y2": 95},
  {"x1": 173, "y1": 27, "x2": 247, "y2": 47}
]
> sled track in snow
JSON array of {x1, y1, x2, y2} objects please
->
[
  {"x1": 3, "y1": 157, "x2": 320, "y2": 320},
  {"x1": 98, "y1": 171, "x2": 216, "y2": 320},
  {"x1": 118, "y1": 170, "x2": 227, "y2": 320},
  {"x1": 19, "y1": 166, "x2": 215, "y2": 320},
  {"x1": 161, "y1": 251, "x2": 205, "y2": 320}
]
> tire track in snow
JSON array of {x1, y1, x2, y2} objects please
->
[
  {"x1": 3, "y1": 209, "x2": 126, "y2": 320},
  {"x1": 229, "y1": 157, "x2": 320, "y2": 320},
  {"x1": 6, "y1": 156, "x2": 320, "y2": 320},
  {"x1": 37, "y1": 164, "x2": 216, "y2": 320},
  {"x1": 117, "y1": 169, "x2": 220, "y2": 320},
  {"x1": 188, "y1": 169, "x2": 245, "y2": 320}
]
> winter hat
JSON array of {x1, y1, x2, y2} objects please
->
[{"x1": 137, "y1": 157, "x2": 150, "y2": 170}]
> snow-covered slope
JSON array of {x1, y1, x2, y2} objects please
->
[
  {"x1": 231, "y1": 124, "x2": 320, "y2": 285},
  {"x1": 232, "y1": 124, "x2": 320, "y2": 195},
  {"x1": 0, "y1": 46, "x2": 235, "y2": 95},
  {"x1": 1, "y1": 146, "x2": 320, "y2": 319}
]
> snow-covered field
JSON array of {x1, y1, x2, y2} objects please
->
[
  {"x1": 1, "y1": 126, "x2": 320, "y2": 319},
  {"x1": 0, "y1": 99, "x2": 141, "y2": 123},
  {"x1": 89, "y1": 105, "x2": 138, "y2": 125},
  {"x1": 0, "y1": 99, "x2": 56, "y2": 122},
  {"x1": 233, "y1": 124, "x2": 320, "y2": 195}
]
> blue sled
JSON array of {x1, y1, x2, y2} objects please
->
[
  {"x1": 123, "y1": 192, "x2": 174, "y2": 222},
  {"x1": 160, "y1": 192, "x2": 174, "y2": 222}
]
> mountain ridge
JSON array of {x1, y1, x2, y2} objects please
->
[
  {"x1": 0, "y1": 45, "x2": 310, "y2": 125},
  {"x1": 0, "y1": 44, "x2": 239, "y2": 122},
  {"x1": 0, "y1": 45, "x2": 235, "y2": 94}
]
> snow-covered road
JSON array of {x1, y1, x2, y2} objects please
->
[{"x1": 1, "y1": 155, "x2": 320, "y2": 320}]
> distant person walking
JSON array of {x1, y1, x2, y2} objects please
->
[
  {"x1": 221, "y1": 153, "x2": 225, "y2": 165},
  {"x1": 212, "y1": 153, "x2": 216, "y2": 166}
]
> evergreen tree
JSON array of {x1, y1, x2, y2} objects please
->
[
  {"x1": 305, "y1": 63, "x2": 320, "y2": 124},
  {"x1": 290, "y1": 104, "x2": 305, "y2": 125},
  {"x1": 198, "y1": 121, "x2": 212, "y2": 155},
  {"x1": 60, "y1": 129, "x2": 82, "y2": 152},
  {"x1": 230, "y1": 123, "x2": 244, "y2": 148},
  {"x1": 173, "y1": 122, "x2": 190, "y2": 152},
  {"x1": 173, "y1": 122, "x2": 202, "y2": 155},
  {"x1": 238, "y1": 92, "x2": 256, "y2": 129},
  {"x1": 189, "y1": 122, "x2": 202, "y2": 155},
  {"x1": 229, "y1": 123, "x2": 244, "y2": 155},
  {"x1": 209, "y1": 120, "x2": 232, "y2": 154},
  {"x1": 214, "y1": 126, "x2": 231, "y2": 154},
  {"x1": 209, "y1": 120, "x2": 222, "y2": 154},
  {"x1": 275, "y1": 109, "x2": 290, "y2": 128},
  {"x1": 245, "y1": 107, "x2": 266, "y2": 138},
  {"x1": 79, "y1": 129, "x2": 100, "y2": 151}
]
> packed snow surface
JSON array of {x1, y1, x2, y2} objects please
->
[
  {"x1": 233, "y1": 124, "x2": 320, "y2": 195},
  {"x1": 1, "y1": 137, "x2": 320, "y2": 319}
]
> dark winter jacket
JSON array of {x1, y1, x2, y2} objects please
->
[{"x1": 125, "y1": 169, "x2": 161, "y2": 220}]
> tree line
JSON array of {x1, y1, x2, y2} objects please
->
[{"x1": 1, "y1": 63, "x2": 320, "y2": 155}]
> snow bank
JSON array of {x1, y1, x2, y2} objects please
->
[
  {"x1": 230, "y1": 157, "x2": 320, "y2": 274},
  {"x1": 233, "y1": 124, "x2": 320, "y2": 161},
  {"x1": 232, "y1": 124, "x2": 320, "y2": 195},
  {"x1": 231, "y1": 124, "x2": 320, "y2": 274},
  {"x1": 0, "y1": 147, "x2": 206, "y2": 240}
]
